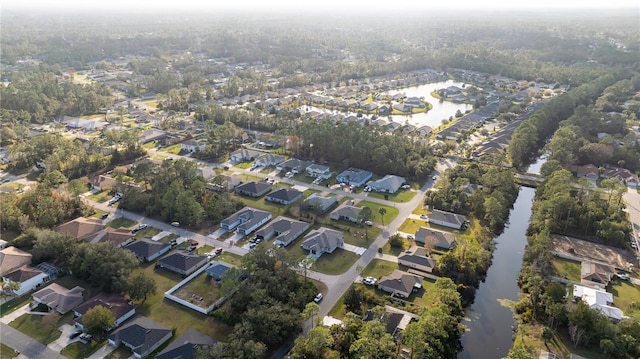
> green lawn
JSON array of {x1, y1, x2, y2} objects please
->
[
  {"x1": 216, "y1": 252, "x2": 243, "y2": 267},
  {"x1": 196, "y1": 245, "x2": 215, "y2": 254},
  {"x1": 609, "y1": 280, "x2": 640, "y2": 318},
  {"x1": 134, "y1": 227, "x2": 162, "y2": 239},
  {"x1": 142, "y1": 141, "x2": 157, "y2": 149},
  {"x1": 381, "y1": 236, "x2": 417, "y2": 256},
  {"x1": 90, "y1": 209, "x2": 108, "y2": 219},
  {"x1": 361, "y1": 258, "x2": 400, "y2": 279},
  {"x1": 357, "y1": 201, "x2": 399, "y2": 225},
  {"x1": 61, "y1": 339, "x2": 107, "y2": 359},
  {"x1": 172, "y1": 271, "x2": 221, "y2": 308},
  {"x1": 9, "y1": 314, "x2": 63, "y2": 344},
  {"x1": 104, "y1": 346, "x2": 132, "y2": 359},
  {"x1": 233, "y1": 162, "x2": 253, "y2": 170},
  {"x1": 105, "y1": 217, "x2": 136, "y2": 229},
  {"x1": 1, "y1": 343, "x2": 18, "y2": 359},
  {"x1": 312, "y1": 248, "x2": 359, "y2": 275},
  {"x1": 551, "y1": 257, "x2": 581, "y2": 282},
  {"x1": 131, "y1": 261, "x2": 232, "y2": 340},
  {"x1": 397, "y1": 218, "x2": 424, "y2": 234},
  {"x1": 366, "y1": 189, "x2": 416, "y2": 203},
  {"x1": 0, "y1": 295, "x2": 32, "y2": 318},
  {"x1": 282, "y1": 239, "x2": 309, "y2": 263},
  {"x1": 163, "y1": 144, "x2": 182, "y2": 155},
  {"x1": 86, "y1": 191, "x2": 112, "y2": 203}
]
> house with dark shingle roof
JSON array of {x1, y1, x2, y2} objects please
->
[
  {"x1": 230, "y1": 148, "x2": 260, "y2": 163},
  {"x1": 426, "y1": 209, "x2": 468, "y2": 230},
  {"x1": 74, "y1": 292, "x2": 135, "y2": 331},
  {"x1": 55, "y1": 218, "x2": 104, "y2": 241},
  {"x1": 366, "y1": 174, "x2": 406, "y2": 193},
  {"x1": 157, "y1": 250, "x2": 209, "y2": 276},
  {"x1": 220, "y1": 207, "x2": 272, "y2": 235},
  {"x1": 255, "y1": 216, "x2": 310, "y2": 247},
  {"x1": 266, "y1": 188, "x2": 303, "y2": 205},
  {"x1": 124, "y1": 238, "x2": 171, "y2": 262},
  {"x1": 397, "y1": 246, "x2": 437, "y2": 273},
  {"x1": 377, "y1": 270, "x2": 422, "y2": 298},
  {"x1": 108, "y1": 315, "x2": 173, "y2": 359},
  {"x1": 89, "y1": 227, "x2": 134, "y2": 248},
  {"x1": 156, "y1": 329, "x2": 217, "y2": 359},
  {"x1": 235, "y1": 181, "x2": 272, "y2": 198},
  {"x1": 32, "y1": 283, "x2": 84, "y2": 314},
  {"x1": 276, "y1": 158, "x2": 312, "y2": 174},
  {"x1": 415, "y1": 228, "x2": 456, "y2": 250},
  {"x1": 303, "y1": 193, "x2": 338, "y2": 214},
  {"x1": 330, "y1": 204, "x2": 362, "y2": 223},
  {"x1": 301, "y1": 228, "x2": 344, "y2": 258},
  {"x1": 254, "y1": 153, "x2": 285, "y2": 168},
  {"x1": 206, "y1": 261, "x2": 236, "y2": 282},
  {"x1": 336, "y1": 168, "x2": 373, "y2": 188}
]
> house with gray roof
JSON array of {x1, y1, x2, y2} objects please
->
[
  {"x1": 301, "y1": 228, "x2": 344, "y2": 258},
  {"x1": 255, "y1": 216, "x2": 310, "y2": 247},
  {"x1": 156, "y1": 329, "x2": 217, "y2": 359},
  {"x1": 32, "y1": 283, "x2": 84, "y2": 314},
  {"x1": 306, "y1": 164, "x2": 332, "y2": 180},
  {"x1": 397, "y1": 246, "x2": 437, "y2": 273},
  {"x1": 3, "y1": 265, "x2": 50, "y2": 297},
  {"x1": 74, "y1": 292, "x2": 135, "y2": 331},
  {"x1": 157, "y1": 251, "x2": 209, "y2": 276},
  {"x1": 220, "y1": 207, "x2": 272, "y2": 235},
  {"x1": 108, "y1": 315, "x2": 173, "y2": 359},
  {"x1": 235, "y1": 181, "x2": 272, "y2": 198},
  {"x1": 276, "y1": 158, "x2": 312, "y2": 174},
  {"x1": 303, "y1": 193, "x2": 338, "y2": 214},
  {"x1": 254, "y1": 153, "x2": 285, "y2": 168},
  {"x1": 266, "y1": 188, "x2": 303, "y2": 205},
  {"x1": 330, "y1": 204, "x2": 362, "y2": 223},
  {"x1": 230, "y1": 148, "x2": 260, "y2": 163},
  {"x1": 366, "y1": 174, "x2": 406, "y2": 193},
  {"x1": 415, "y1": 228, "x2": 456, "y2": 250},
  {"x1": 336, "y1": 168, "x2": 373, "y2": 188},
  {"x1": 206, "y1": 261, "x2": 236, "y2": 282},
  {"x1": 377, "y1": 270, "x2": 422, "y2": 298},
  {"x1": 426, "y1": 209, "x2": 468, "y2": 230},
  {"x1": 124, "y1": 238, "x2": 171, "y2": 262}
]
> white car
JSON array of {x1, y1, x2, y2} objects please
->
[
  {"x1": 313, "y1": 293, "x2": 323, "y2": 303},
  {"x1": 364, "y1": 221, "x2": 373, "y2": 226},
  {"x1": 363, "y1": 276, "x2": 377, "y2": 286},
  {"x1": 407, "y1": 234, "x2": 414, "y2": 240},
  {"x1": 419, "y1": 214, "x2": 428, "y2": 219}
]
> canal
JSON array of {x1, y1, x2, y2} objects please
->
[{"x1": 458, "y1": 158, "x2": 543, "y2": 359}]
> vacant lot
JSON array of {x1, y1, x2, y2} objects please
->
[
  {"x1": 551, "y1": 257, "x2": 581, "y2": 282},
  {"x1": 173, "y1": 272, "x2": 221, "y2": 309},
  {"x1": 552, "y1": 234, "x2": 635, "y2": 270},
  {"x1": 312, "y1": 248, "x2": 359, "y2": 275}
]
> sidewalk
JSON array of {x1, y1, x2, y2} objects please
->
[{"x1": 0, "y1": 303, "x2": 30, "y2": 324}]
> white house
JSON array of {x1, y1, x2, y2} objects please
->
[
  {"x1": 366, "y1": 174, "x2": 406, "y2": 193},
  {"x1": 2, "y1": 266, "x2": 51, "y2": 297},
  {"x1": 180, "y1": 140, "x2": 207, "y2": 153},
  {"x1": 573, "y1": 284, "x2": 624, "y2": 321},
  {"x1": 306, "y1": 164, "x2": 332, "y2": 179},
  {"x1": 426, "y1": 210, "x2": 468, "y2": 230}
]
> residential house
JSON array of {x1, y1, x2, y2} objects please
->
[
  {"x1": 364, "y1": 305, "x2": 420, "y2": 339},
  {"x1": 180, "y1": 140, "x2": 206, "y2": 153},
  {"x1": 581, "y1": 261, "x2": 615, "y2": 288},
  {"x1": 377, "y1": 270, "x2": 422, "y2": 298},
  {"x1": 414, "y1": 228, "x2": 456, "y2": 250},
  {"x1": 124, "y1": 238, "x2": 172, "y2": 262},
  {"x1": 336, "y1": 168, "x2": 373, "y2": 188},
  {"x1": 461, "y1": 183, "x2": 483, "y2": 196},
  {"x1": 366, "y1": 175, "x2": 406, "y2": 193},
  {"x1": 426, "y1": 210, "x2": 468, "y2": 230},
  {"x1": 0, "y1": 246, "x2": 32, "y2": 276},
  {"x1": 266, "y1": 188, "x2": 303, "y2": 205},
  {"x1": 303, "y1": 193, "x2": 338, "y2": 214},
  {"x1": 2, "y1": 266, "x2": 51, "y2": 297},
  {"x1": 306, "y1": 164, "x2": 332, "y2": 180},
  {"x1": 208, "y1": 174, "x2": 242, "y2": 192},
  {"x1": 235, "y1": 181, "x2": 272, "y2": 198},
  {"x1": 602, "y1": 167, "x2": 639, "y2": 188},
  {"x1": 330, "y1": 204, "x2": 362, "y2": 223},
  {"x1": 220, "y1": 207, "x2": 272, "y2": 235},
  {"x1": 255, "y1": 216, "x2": 310, "y2": 247},
  {"x1": 254, "y1": 153, "x2": 285, "y2": 168},
  {"x1": 32, "y1": 283, "x2": 84, "y2": 314},
  {"x1": 90, "y1": 175, "x2": 118, "y2": 192},
  {"x1": 108, "y1": 315, "x2": 173, "y2": 359},
  {"x1": 573, "y1": 284, "x2": 624, "y2": 321},
  {"x1": 156, "y1": 329, "x2": 217, "y2": 359},
  {"x1": 276, "y1": 158, "x2": 312, "y2": 174},
  {"x1": 55, "y1": 217, "x2": 104, "y2": 241},
  {"x1": 89, "y1": 227, "x2": 134, "y2": 247},
  {"x1": 139, "y1": 129, "x2": 168, "y2": 144},
  {"x1": 156, "y1": 251, "x2": 209, "y2": 277},
  {"x1": 397, "y1": 246, "x2": 437, "y2": 273},
  {"x1": 62, "y1": 116, "x2": 108, "y2": 132},
  {"x1": 301, "y1": 228, "x2": 344, "y2": 257},
  {"x1": 197, "y1": 167, "x2": 217, "y2": 181},
  {"x1": 230, "y1": 148, "x2": 260, "y2": 163},
  {"x1": 570, "y1": 164, "x2": 600, "y2": 185},
  {"x1": 206, "y1": 261, "x2": 236, "y2": 282},
  {"x1": 74, "y1": 293, "x2": 135, "y2": 331}
]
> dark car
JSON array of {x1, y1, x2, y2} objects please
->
[
  {"x1": 100, "y1": 213, "x2": 109, "y2": 220},
  {"x1": 70, "y1": 330, "x2": 83, "y2": 339}
]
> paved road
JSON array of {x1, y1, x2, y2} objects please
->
[
  {"x1": 0, "y1": 323, "x2": 66, "y2": 359},
  {"x1": 623, "y1": 188, "x2": 640, "y2": 266}
]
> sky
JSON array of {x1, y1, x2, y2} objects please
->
[{"x1": 2, "y1": 0, "x2": 639, "y2": 13}]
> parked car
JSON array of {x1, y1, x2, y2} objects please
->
[
  {"x1": 419, "y1": 214, "x2": 427, "y2": 219},
  {"x1": 100, "y1": 213, "x2": 109, "y2": 220},
  {"x1": 407, "y1": 234, "x2": 414, "y2": 240},
  {"x1": 364, "y1": 221, "x2": 373, "y2": 226},
  {"x1": 215, "y1": 248, "x2": 223, "y2": 255},
  {"x1": 137, "y1": 224, "x2": 148, "y2": 231},
  {"x1": 171, "y1": 222, "x2": 180, "y2": 227},
  {"x1": 70, "y1": 330, "x2": 83, "y2": 339},
  {"x1": 313, "y1": 293, "x2": 323, "y2": 303},
  {"x1": 363, "y1": 276, "x2": 377, "y2": 286},
  {"x1": 191, "y1": 240, "x2": 199, "y2": 246}
]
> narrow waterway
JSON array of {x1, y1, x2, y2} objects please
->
[{"x1": 458, "y1": 170, "x2": 539, "y2": 358}]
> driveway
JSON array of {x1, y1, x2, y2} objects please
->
[{"x1": 0, "y1": 323, "x2": 66, "y2": 359}]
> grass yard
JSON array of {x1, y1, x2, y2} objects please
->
[
  {"x1": 237, "y1": 173, "x2": 263, "y2": 183},
  {"x1": 1, "y1": 343, "x2": 18, "y2": 359},
  {"x1": 142, "y1": 141, "x2": 157, "y2": 149},
  {"x1": 512, "y1": 324, "x2": 606, "y2": 359},
  {"x1": 90, "y1": 209, "x2": 107, "y2": 219},
  {"x1": 86, "y1": 191, "x2": 112, "y2": 203},
  {"x1": 196, "y1": 245, "x2": 215, "y2": 255},
  {"x1": 140, "y1": 100, "x2": 158, "y2": 109},
  {"x1": 282, "y1": 239, "x2": 309, "y2": 263},
  {"x1": 312, "y1": 248, "x2": 359, "y2": 275},
  {"x1": 132, "y1": 262, "x2": 232, "y2": 340},
  {"x1": 104, "y1": 346, "x2": 132, "y2": 359},
  {"x1": 0, "y1": 295, "x2": 31, "y2": 318},
  {"x1": 134, "y1": 227, "x2": 162, "y2": 239},
  {"x1": 397, "y1": 218, "x2": 425, "y2": 235},
  {"x1": 366, "y1": 189, "x2": 416, "y2": 203},
  {"x1": 61, "y1": 339, "x2": 107, "y2": 359},
  {"x1": 173, "y1": 272, "x2": 221, "y2": 308},
  {"x1": 9, "y1": 313, "x2": 63, "y2": 344},
  {"x1": 216, "y1": 252, "x2": 243, "y2": 266},
  {"x1": 163, "y1": 144, "x2": 182, "y2": 155},
  {"x1": 105, "y1": 217, "x2": 136, "y2": 229},
  {"x1": 551, "y1": 257, "x2": 581, "y2": 282},
  {"x1": 357, "y1": 201, "x2": 399, "y2": 224},
  {"x1": 233, "y1": 162, "x2": 253, "y2": 170},
  {"x1": 609, "y1": 280, "x2": 640, "y2": 318},
  {"x1": 381, "y1": 236, "x2": 417, "y2": 256}
]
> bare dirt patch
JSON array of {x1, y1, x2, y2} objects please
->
[{"x1": 552, "y1": 234, "x2": 636, "y2": 271}]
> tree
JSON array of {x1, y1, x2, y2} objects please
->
[
  {"x1": 599, "y1": 338, "x2": 616, "y2": 359},
  {"x1": 343, "y1": 286, "x2": 364, "y2": 315},
  {"x1": 541, "y1": 326, "x2": 553, "y2": 344},
  {"x1": 302, "y1": 302, "x2": 320, "y2": 328},
  {"x1": 82, "y1": 305, "x2": 115, "y2": 335},
  {"x1": 0, "y1": 281, "x2": 20, "y2": 299},
  {"x1": 125, "y1": 273, "x2": 157, "y2": 303},
  {"x1": 290, "y1": 325, "x2": 334, "y2": 359},
  {"x1": 67, "y1": 178, "x2": 88, "y2": 200},
  {"x1": 378, "y1": 207, "x2": 387, "y2": 226},
  {"x1": 73, "y1": 242, "x2": 141, "y2": 292},
  {"x1": 357, "y1": 206, "x2": 373, "y2": 240},
  {"x1": 350, "y1": 320, "x2": 397, "y2": 359}
]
